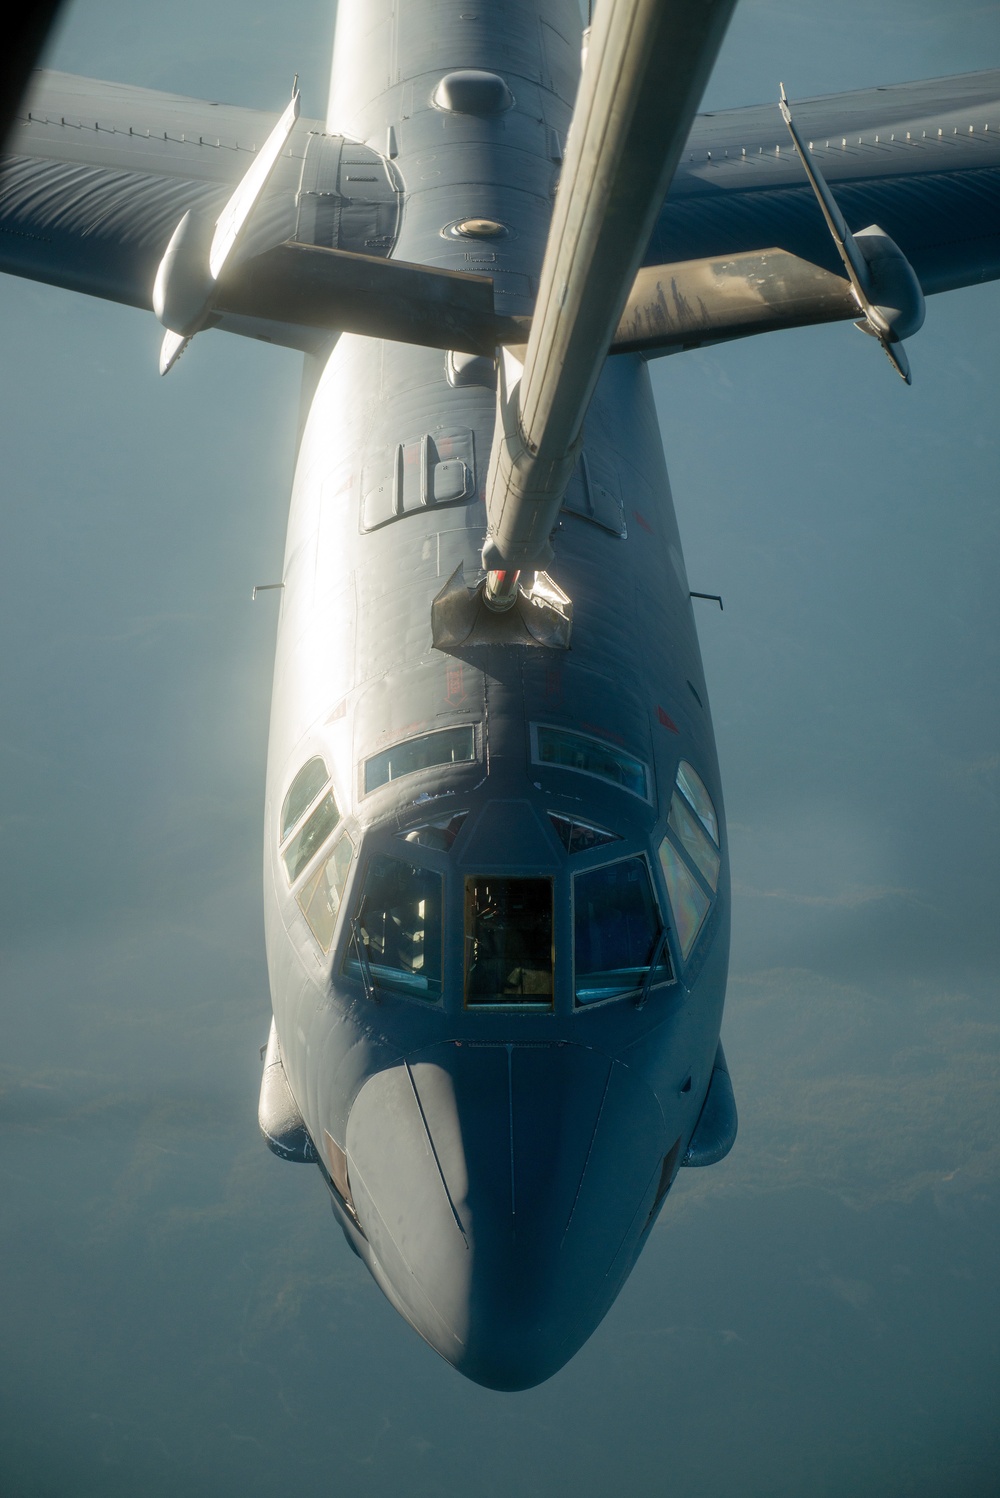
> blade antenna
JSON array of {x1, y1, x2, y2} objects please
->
[{"x1": 779, "y1": 83, "x2": 924, "y2": 384}]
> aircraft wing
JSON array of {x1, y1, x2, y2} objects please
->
[
  {"x1": 0, "y1": 70, "x2": 400, "y2": 352},
  {"x1": 648, "y1": 71, "x2": 1000, "y2": 296},
  {"x1": 0, "y1": 72, "x2": 311, "y2": 307},
  {"x1": 3, "y1": 69, "x2": 997, "y2": 362}
]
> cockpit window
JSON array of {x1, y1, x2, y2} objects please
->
[
  {"x1": 296, "y1": 833, "x2": 354, "y2": 951},
  {"x1": 400, "y1": 812, "x2": 467, "y2": 851},
  {"x1": 282, "y1": 790, "x2": 341, "y2": 883},
  {"x1": 668, "y1": 793, "x2": 720, "y2": 891},
  {"x1": 532, "y1": 725, "x2": 650, "y2": 800},
  {"x1": 657, "y1": 764, "x2": 721, "y2": 965},
  {"x1": 364, "y1": 725, "x2": 476, "y2": 794},
  {"x1": 465, "y1": 877, "x2": 553, "y2": 1008},
  {"x1": 344, "y1": 853, "x2": 443, "y2": 1001},
  {"x1": 281, "y1": 756, "x2": 329, "y2": 840},
  {"x1": 574, "y1": 857, "x2": 671, "y2": 1005},
  {"x1": 548, "y1": 813, "x2": 620, "y2": 854},
  {"x1": 657, "y1": 838, "x2": 710, "y2": 961},
  {"x1": 675, "y1": 760, "x2": 718, "y2": 845}
]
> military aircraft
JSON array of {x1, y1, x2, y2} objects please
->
[{"x1": 2, "y1": 0, "x2": 997, "y2": 1390}]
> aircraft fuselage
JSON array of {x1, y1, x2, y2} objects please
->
[{"x1": 261, "y1": 0, "x2": 733, "y2": 1389}]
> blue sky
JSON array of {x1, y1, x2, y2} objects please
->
[{"x1": 1, "y1": 3, "x2": 998, "y2": 1494}]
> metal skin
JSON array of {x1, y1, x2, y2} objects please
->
[
  {"x1": 2, "y1": 0, "x2": 998, "y2": 1398},
  {"x1": 263, "y1": 0, "x2": 731, "y2": 1390}
]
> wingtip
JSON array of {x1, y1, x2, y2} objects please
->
[
  {"x1": 159, "y1": 328, "x2": 191, "y2": 375},
  {"x1": 882, "y1": 337, "x2": 912, "y2": 384}
]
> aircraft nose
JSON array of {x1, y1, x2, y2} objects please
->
[{"x1": 345, "y1": 1041, "x2": 669, "y2": 1389}]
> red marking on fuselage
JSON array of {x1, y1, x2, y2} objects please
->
[
  {"x1": 446, "y1": 664, "x2": 467, "y2": 705},
  {"x1": 657, "y1": 706, "x2": 680, "y2": 734}
]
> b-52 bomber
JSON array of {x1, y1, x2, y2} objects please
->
[{"x1": 2, "y1": 0, "x2": 997, "y2": 1388}]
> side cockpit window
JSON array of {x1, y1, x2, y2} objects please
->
[
  {"x1": 668, "y1": 791, "x2": 720, "y2": 890},
  {"x1": 344, "y1": 854, "x2": 443, "y2": 1002},
  {"x1": 573, "y1": 857, "x2": 671, "y2": 1005},
  {"x1": 658, "y1": 761, "x2": 721, "y2": 963},
  {"x1": 283, "y1": 791, "x2": 340, "y2": 882},
  {"x1": 675, "y1": 761, "x2": 718, "y2": 844},
  {"x1": 279, "y1": 756, "x2": 354, "y2": 953},
  {"x1": 281, "y1": 756, "x2": 329, "y2": 840}
]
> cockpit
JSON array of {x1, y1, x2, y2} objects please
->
[{"x1": 275, "y1": 736, "x2": 723, "y2": 1013}]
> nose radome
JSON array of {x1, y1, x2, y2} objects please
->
[{"x1": 345, "y1": 1042, "x2": 668, "y2": 1389}]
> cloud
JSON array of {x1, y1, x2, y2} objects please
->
[
  {"x1": 665, "y1": 966, "x2": 1000, "y2": 1216},
  {"x1": 731, "y1": 882, "x2": 924, "y2": 909}
]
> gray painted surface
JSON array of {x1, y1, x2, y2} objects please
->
[
  {"x1": 0, "y1": 0, "x2": 994, "y2": 1426},
  {"x1": 257, "y1": 0, "x2": 730, "y2": 1386},
  {"x1": 3, "y1": 66, "x2": 997, "y2": 346}
]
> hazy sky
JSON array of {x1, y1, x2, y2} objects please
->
[{"x1": 1, "y1": 2, "x2": 998, "y2": 1495}]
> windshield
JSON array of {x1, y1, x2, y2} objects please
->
[
  {"x1": 574, "y1": 857, "x2": 671, "y2": 1004},
  {"x1": 297, "y1": 833, "x2": 354, "y2": 951},
  {"x1": 465, "y1": 877, "x2": 553, "y2": 1008},
  {"x1": 344, "y1": 853, "x2": 443, "y2": 1001}
]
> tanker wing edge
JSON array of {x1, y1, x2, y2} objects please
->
[
  {"x1": 216, "y1": 241, "x2": 527, "y2": 357},
  {"x1": 610, "y1": 249, "x2": 859, "y2": 356},
  {"x1": 218, "y1": 241, "x2": 891, "y2": 361}
]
